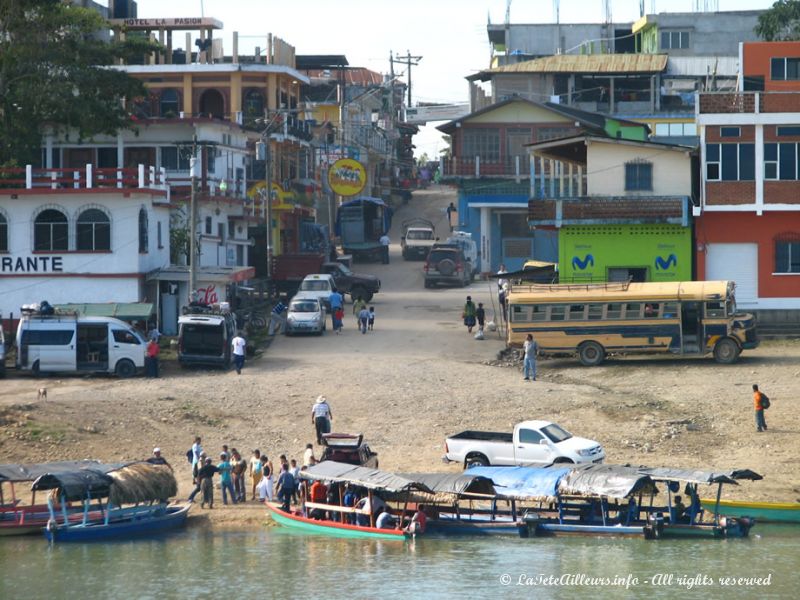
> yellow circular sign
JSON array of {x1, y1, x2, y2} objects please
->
[{"x1": 328, "y1": 158, "x2": 366, "y2": 197}]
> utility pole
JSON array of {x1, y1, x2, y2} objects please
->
[
  {"x1": 394, "y1": 50, "x2": 422, "y2": 107},
  {"x1": 188, "y1": 133, "x2": 199, "y2": 299}
]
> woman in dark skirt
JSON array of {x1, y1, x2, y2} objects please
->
[{"x1": 462, "y1": 295, "x2": 477, "y2": 333}]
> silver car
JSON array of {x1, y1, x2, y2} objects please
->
[{"x1": 285, "y1": 295, "x2": 326, "y2": 336}]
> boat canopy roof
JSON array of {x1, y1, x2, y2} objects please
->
[
  {"x1": 31, "y1": 466, "x2": 118, "y2": 501},
  {"x1": 634, "y1": 466, "x2": 763, "y2": 485},
  {"x1": 0, "y1": 460, "x2": 104, "y2": 483},
  {"x1": 301, "y1": 461, "x2": 434, "y2": 494},
  {"x1": 558, "y1": 464, "x2": 656, "y2": 499},
  {"x1": 30, "y1": 461, "x2": 177, "y2": 503},
  {"x1": 467, "y1": 466, "x2": 572, "y2": 500},
  {"x1": 398, "y1": 472, "x2": 497, "y2": 497}
]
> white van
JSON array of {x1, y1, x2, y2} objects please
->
[
  {"x1": 444, "y1": 231, "x2": 481, "y2": 279},
  {"x1": 16, "y1": 314, "x2": 145, "y2": 377}
]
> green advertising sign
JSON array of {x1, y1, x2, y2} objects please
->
[{"x1": 559, "y1": 225, "x2": 692, "y2": 282}]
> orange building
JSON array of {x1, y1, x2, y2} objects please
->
[{"x1": 742, "y1": 41, "x2": 800, "y2": 92}]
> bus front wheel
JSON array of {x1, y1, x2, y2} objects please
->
[
  {"x1": 578, "y1": 341, "x2": 606, "y2": 366},
  {"x1": 713, "y1": 338, "x2": 741, "y2": 364}
]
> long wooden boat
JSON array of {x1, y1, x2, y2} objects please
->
[
  {"x1": 0, "y1": 461, "x2": 107, "y2": 536},
  {"x1": 31, "y1": 461, "x2": 188, "y2": 543},
  {"x1": 44, "y1": 503, "x2": 190, "y2": 543},
  {"x1": 699, "y1": 499, "x2": 800, "y2": 524},
  {"x1": 266, "y1": 502, "x2": 407, "y2": 540}
]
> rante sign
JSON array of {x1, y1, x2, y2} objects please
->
[
  {"x1": 1, "y1": 256, "x2": 64, "y2": 273},
  {"x1": 328, "y1": 158, "x2": 367, "y2": 197}
]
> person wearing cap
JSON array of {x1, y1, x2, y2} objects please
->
[
  {"x1": 197, "y1": 457, "x2": 219, "y2": 509},
  {"x1": 462, "y1": 296, "x2": 477, "y2": 333},
  {"x1": 311, "y1": 395, "x2": 333, "y2": 445},
  {"x1": 217, "y1": 452, "x2": 236, "y2": 505},
  {"x1": 146, "y1": 447, "x2": 171, "y2": 470}
]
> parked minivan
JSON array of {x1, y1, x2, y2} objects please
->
[
  {"x1": 177, "y1": 311, "x2": 238, "y2": 368},
  {"x1": 16, "y1": 314, "x2": 145, "y2": 377}
]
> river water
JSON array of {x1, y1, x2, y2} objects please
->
[{"x1": 0, "y1": 524, "x2": 795, "y2": 599}]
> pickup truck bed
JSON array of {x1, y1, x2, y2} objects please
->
[{"x1": 448, "y1": 431, "x2": 513, "y2": 443}]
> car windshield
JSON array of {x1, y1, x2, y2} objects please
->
[
  {"x1": 290, "y1": 301, "x2": 319, "y2": 313},
  {"x1": 407, "y1": 230, "x2": 433, "y2": 240},
  {"x1": 300, "y1": 280, "x2": 330, "y2": 291},
  {"x1": 541, "y1": 424, "x2": 573, "y2": 443},
  {"x1": 336, "y1": 263, "x2": 352, "y2": 275}
]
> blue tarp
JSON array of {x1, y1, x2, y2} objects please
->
[{"x1": 467, "y1": 466, "x2": 572, "y2": 499}]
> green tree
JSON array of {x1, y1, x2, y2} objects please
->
[
  {"x1": 755, "y1": 0, "x2": 800, "y2": 41},
  {"x1": 0, "y1": 0, "x2": 155, "y2": 166}
]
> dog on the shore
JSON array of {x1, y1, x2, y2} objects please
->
[{"x1": 37, "y1": 387, "x2": 47, "y2": 401}]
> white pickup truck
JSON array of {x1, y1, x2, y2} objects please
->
[
  {"x1": 400, "y1": 218, "x2": 437, "y2": 260},
  {"x1": 443, "y1": 420, "x2": 605, "y2": 469}
]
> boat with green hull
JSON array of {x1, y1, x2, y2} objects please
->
[
  {"x1": 266, "y1": 502, "x2": 407, "y2": 540},
  {"x1": 699, "y1": 499, "x2": 800, "y2": 524}
]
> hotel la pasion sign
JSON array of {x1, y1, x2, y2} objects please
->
[{"x1": 1, "y1": 256, "x2": 65, "y2": 273}]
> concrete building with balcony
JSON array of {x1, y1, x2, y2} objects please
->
[
  {"x1": 478, "y1": 9, "x2": 763, "y2": 145},
  {"x1": 0, "y1": 165, "x2": 171, "y2": 326},
  {"x1": 695, "y1": 43, "x2": 800, "y2": 326},
  {"x1": 526, "y1": 134, "x2": 695, "y2": 283},
  {"x1": 437, "y1": 97, "x2": 650, "y2": 273}
]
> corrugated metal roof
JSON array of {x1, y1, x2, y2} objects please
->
[
  {"x1": 54, "y1": 303, "x2": 154, "y2": 320},
  {"x1": 487, "y1": 54, "x2": 668, "y2": 75},
  {"x1": 666, "y1": 56, "x2": 739, "y2": 77}
]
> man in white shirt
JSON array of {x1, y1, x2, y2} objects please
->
[
  {"x1": 303, "y1": 443, "x2": 315, "y2": 467},
  {"x1": 231, "y1": 332, "x2": 246, "y2": 374},
  {"x1": 379, "y1": 233, "x2": 390, "y2": 264},
  {"x1": 311, "y1": 395, "x2": 333, "y2": 444}
]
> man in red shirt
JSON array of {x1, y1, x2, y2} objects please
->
[
  {"x1": 146, "y1": 338, "x2": 160, "y2": 378},
  {"x1": 308, "y1": 480, "x2": 328, "y2": 520}
]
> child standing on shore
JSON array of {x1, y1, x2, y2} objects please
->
[{"x1": 368, "y1": 306, "x2": 375, "y2": 330}]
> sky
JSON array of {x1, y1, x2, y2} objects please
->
[{"x1": 133, "y1": 0, "x2": 777, "y2": 157}]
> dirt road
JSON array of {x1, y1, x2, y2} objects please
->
[{"x1": 2, "y1": 185, "x2": 798, "y2": 515}]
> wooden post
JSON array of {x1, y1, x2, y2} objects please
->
[
  {"x1": 368, "y1": 490, "x2": 375, "y2": 528},
  {"x1": 399, "y1": 491, "x2": 410, "y2": 530}
]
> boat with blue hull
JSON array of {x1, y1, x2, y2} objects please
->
[
  {"x1": 44, "y1": 503, "x2": 190, "y2": 542},
  {"x1": 31, "y1": 461, "x2": 190, "y2": 543}
]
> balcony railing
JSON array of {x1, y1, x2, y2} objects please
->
[
  {"x1": 0, "y1": 165, "x2": 167, "y2": 192},
  {"x1": 698, "y1": 91, "x2": 800, "y2": 115},
  {"x1": 441, "y1": 155, "x2": 532, "y2": 179},
  {"x1": 529, "y1": 195, "x2": 690, "y2": 227}
]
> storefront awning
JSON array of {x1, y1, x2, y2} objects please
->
[
  {"x1": 54, "y1": 303, "x2": 154, "y2": 320},
  {"x1": 146, "y1": 265, "x2": 255, "y2": 284}
]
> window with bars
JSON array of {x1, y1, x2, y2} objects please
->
[
  {"x1": 771, "y1": 57, "x2": 800, "y2": 81},
  {"x1": 705, "y1": 143, "x2": 754, "y2": 181},
  {"x1": 764, "y1": 143, "x2": 800, "y2": 180},
  {"x1": 624, "y1": 161, "x2": 653, "y2": 191},
  {"x1": 775, "y1": 237, "x2": 800, "y2": 273},
  {"x1": 0, "y1": 212, "x2": 7, "y2": 252},
  {"x1": 461, "y1": 129, "x2": 500, "y2": 161},
  {"x1": 76, "y1": 209, "x2": 111, "y2": 251},
  {"x1": 661, "y1": 30, "x2": 690, "y2": 49},
  {"x1": 34, "y1": 209, "x2": 68, "y2": 251}
]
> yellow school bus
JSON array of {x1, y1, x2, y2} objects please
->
[{"x1": 506, "y1": 280, "x2": 758, "y2": 366}]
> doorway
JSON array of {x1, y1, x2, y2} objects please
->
[
  {"x1": 608, "y1": 267, "x2": 648, "y2": 282},
  {"x1": 77, "y1": 324, "x2": 109, "y2": 369},
  {"x1": 199, "y1": 89, "x2": 225, "y2": 119},
  {"x1": 680, "y1": 302, "x2": 702, "y2": 353}
]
